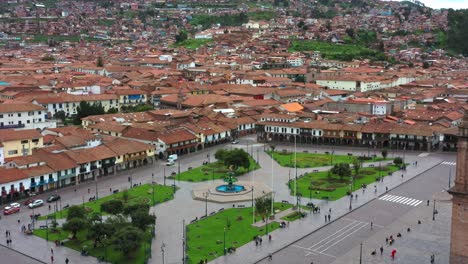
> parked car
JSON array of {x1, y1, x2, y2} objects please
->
[
  {"x1": 47, "y1": 194, "x2": 61, "y2": 203},
  {"x1": 10, "y1": 203, "x2": 20, "y2": 208},
  {"x1": 231, "y1": 140, "x2": 239, "y2": 144},
  {"x1": 3, "y1": 205, "x2": 20, "y2": 215},
  {"x1": 28, "y1": 199, "x2": 44, "y2": 209},
  {"x1": 165, "y1": 161, "x2": 175, "y2": 166},
  {"x1": 23, "y1": 199, "x2": 35, "y2": 206}
]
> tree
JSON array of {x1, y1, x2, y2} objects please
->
[
  {"x1": 393, "y1": 157, "x2": 403, "y2": 168},
  {"x1": 255, "y1": 196, "x2": 272, "y2": 234},
  {"x1": 101, "y1": 200, "x2": 124, "y2": 215},
  {"x1": 123, "y1": 203, "x2": 149, "y2": 216},
  {"x1": 352, "y1": 160, "x2": 361, "y2": 176},
  {"x1": 131, "y1": 209, "x2": 156, "y2": 230},
  {"x1": 346, "y1": 28, "x2": 355, "y2": 38},
  {"x1": 112, "y1": 226, "x2": 144, "y2": 256},
  {"x1": 297, "y1": 21, "x2": 305, "y2": 28},
  {"x1": 53, "y1": 110, "x2": 66, "y2": 122},
  {"x1": 331, "y1": 163, "x2": 351, "y2": 180},
  {"x1": 73, "y1": 101, "x2": 105, "y2": 125},
  {"x1": 63, "y1": 218, "x2": 87, "y2": 239},
  {"x1": 88, "y1": 222, "x2": 113, "y2": 248},
  {"x1": 67, "y1": 206, "x2": 86, "y2": 221},
  {"x1": 214, "y1": 149, "x2": 228, "y2": 162},
  {"x1": 122, "y1": 189, "x2": 129, "y2": 203},
  {"x1": 223, "y1": 149, "x2": 250, "y2": 170},
  {"x1": 107, "y1": 107, "x2": 118, "y2": 114},
  {"x1": 294, "y1": 76, "x2": 306, "y2": 83},
  {"x1": 423, "y1": 61, "x2": 430, "y2": 69},
  {"x1": 97, "y1": 57, "x2": 104, "y2": 67},
  {"x1": 381, "y1": 149, "x2": 388, "y2": 159},
  {"x1": 175, "y1": 30, "x2": 188, "y2": 43}
]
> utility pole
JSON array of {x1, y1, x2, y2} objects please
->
[
  {"x1": 359, "y1": 242, "x2": 363, "y2": 264},
  {"x1": 449, "y1": 168, "x2": 452, "y2": 189},
  {"x1": 203, "y1": 192, "x2": 209, "y2": 217},
  {"x1": 161, "y1": 243, "x2": 166, "y2": 264},
  {"x1": 295, "y1": 134, "x2": 298, "y2": 208},
  {"x1": 152, "y1": 173, "x2": 155, "y2": 205}
]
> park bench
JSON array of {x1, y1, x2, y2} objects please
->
[
  {"x1": 209, "y1": 211, "x2": 216, "y2": 216},
  {"x1": 113, "y1": 189, "x2": 119, "y2": 194},
  {"x1": 281, "y1": 200, "x2": 290, "y2": 204},
  {"x1": 325, "y1": 151, "x2": 330, "y2": 154},
  {"x1": 313, "y1": 169, "x2": 319, "y2": 172},
  {"x1": 200, "y1": 215, "x2": 206, "y2": 220},
  {"x1": 218, "y1": 208, "x2": 224, "y2": 212},
  {"x1": 39, "y1": 225, "x2": 47, "y2": 229},
  {"x1": 348, "y1": 153, "x2": 353, "y2": 156},
  {"x1": 237, "y1": 205, "x2": 245, "y2": 208},
  {"x1": 190, "y1": 218, "x2": 197, "y2": 224}
]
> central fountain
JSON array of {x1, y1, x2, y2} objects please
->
[
  {"x1": 215, "y1": 171, "x2": 246, "y2": 193},
  {"x1": 192, "y1": 167, "x2": 272, "y2": 203}
]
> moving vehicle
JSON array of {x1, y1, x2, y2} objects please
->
[
  {"x1": 165, "y1": 160, "x2": 175, "y2": 166},
  {"x1": 3, "y1": 205, "x2": 20, "y2": 215},
  {"x1": 167, "y1": 154, "x2": 178, "y2": 162},
  {"x1": 24, "y1": 199, "x2": 35, "y2": 206},
  {"x1": 28, "y1": 199, "x2": 44, "y2": 209},
  {"x1": 231, "y1": 140, "x2": 239, "y2": 144},
  {"x1": 47, "y1": 194, "x2": 61, "y2": 203}
]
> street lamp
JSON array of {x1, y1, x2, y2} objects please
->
[
  {"x1": 95, "y1": 178, "x2": 99, "y2": 200},
  {"x1": 163, "y1": 167, "x2": 166, "y2": 186},
  {"x1": 349, "y1": 194, "x2": 352, "y2": 210},
  {"x1": 152, "y1": 173, "x2": 155, "y2": 205},
  {"x1": 433, "y1": 199, "x2": 437, "y2": 221},
  {"x1": 45, "y1": 217, "x2": 49, "y2": 241},
  {"x1": 203, "y1": 192, "x2": 209, "y2": 217},
  {"x1": 223, "y1": 228, "x2": 227, "y2": 255},
  {"x1": 161, "y1": 242, "x2": 166, "y2": 264}
]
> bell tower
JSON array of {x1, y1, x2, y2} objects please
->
[{"x1": 449, "y1": 112, "x2": 468, "y2": 264}]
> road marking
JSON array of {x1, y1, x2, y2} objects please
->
[
  {"x1": 306, "y1": 220, "x2": 360, "y2": 250},
  {"x1": 292, "y1": 245, "x2": 336, "y2": 258},
  {"x1": 418, "y1": 153, "x2": 429, "y2": 157},
  {"x1": 379, "y1": 194, "x2": 422, "y2": 207},
  {"x1": 314, "y1": 222, "x2": 368, "y2": 253},
  {"x1": 310, "y1": 222, "x2": 366, "y2": 252},
  {"x1": 441, "y1": 161, "x2": 456, "y2": 166}
]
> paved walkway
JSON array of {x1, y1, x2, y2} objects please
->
[{"x1": 0, "y1": 136, "x2": 453, "y2": 264}]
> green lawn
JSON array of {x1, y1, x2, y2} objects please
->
[
  {"x1": 34, "y1": 228, "x2": 152, "y2": 264},
  {"x1": 39, "y1": 184, "x2": 176, "y2": 220},
  {"x1": 267, "y1": 151, "x2": 388, "y2": 168},
  {"x1": 169, "y1": 156, "x2": 260, "y2": 182},
  {"x1": 186, "y1": 203, "x2": 292, "y2": 264},
  {"x1": 172, "y1": 38, "x2": 213, "y2": 50},
  {"x1": 288, "y1": 40, "x2": 385, "y2": 61},
  {"x1": 288, "y1": 165, "x2": 401, "y2": 201}
]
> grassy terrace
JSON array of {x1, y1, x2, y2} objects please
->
[
  {"x1": 39, "y1": 184, "x2": 176, "y2": 220},
  {"x1": 34, "y1": 228, "x2": 152, "y2": 264},
  {"x1": 288, "y1": 165, "x2": 400, "y2": 201},
  {"x1": 186, "y1": 203, "x2": 291, "y2": 264},
  {"x1": 168, "y1": 156, "x2": 260, "y2": 182},
  {"x1": 288, "y1": 40, "x2": 384, "y2": 61},
  {"x1": 267, "y1": 151, "x2": 388, "y2": 168},
  {"x1": 172, "y1": 38, "x2": 213, "y2": 49}
]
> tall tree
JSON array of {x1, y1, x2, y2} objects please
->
[
  {"x1": 101, "y1": 200, "x2": 124, "y2": 215},
  {"x1": 63, "y1": 218, "x2": 87, "y2": 239},
  {"x1": 381, "y1": 149, "x2": 388, "y2": 159},
  {"x1": 331, "y1": 163, "x2": 351, "y2": 180},
  {"x1": 352, "y1": 160, "x2": 361, "y2": 176},
  {"x1": 255, "y1": 196, "x2": 272, "y2": 234},
  {"x1": 67, "y1": 206, "x2": 86, "y2": 221},
  {"x1": 112, "y1": 226, "x2": 144, "y2": 256}
]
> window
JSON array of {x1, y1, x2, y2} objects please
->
[
  {"x1": 0, "y1": 114, "x2": 3, "y2": 118},
  {"x1": 21, "y1": 140, "x2": 28, "y2": 144},
  {"x1": 18, "y1": 113, "x2": 21, "y2": 117},
  {"x1": 7, "y1": 150, "x2": 18, "y2": 155}
]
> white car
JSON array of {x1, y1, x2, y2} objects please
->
[
  {"x1": 28, "y1": 199, "x2": 44, "y2": 209},
  {"x1": 10, "y1": 203, "x2": 20, "y2": 208},
  {"x1": 165, "y1": 161, "x2": 175, "y2": 166},
  {"x1": 231, "y1": 140, "x2": 239, "y2": 144}
]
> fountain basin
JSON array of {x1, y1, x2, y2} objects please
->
[{"x1": 216, "y1": 184, "x2": 245, "y2": 193}]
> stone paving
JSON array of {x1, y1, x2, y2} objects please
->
[{"x1": 0, "y1": 136, "x2": 451, "y2": 264}]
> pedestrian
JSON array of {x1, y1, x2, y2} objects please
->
[
  {"x1": 401, "y1": 174, "x2": 404, "y2": 179},
  {"x1": 328, "y1": 214, "x2": 331, "y2": 222},
  {"x1": 51, "y1": 255, "x2": 54, "y2": 263},
  {"x1": 385, "y1": 237, "x2": 389, "y2": 244},
  {"x1": 17, "y1": 219, "x2": 20, "y2": 224},
  {"x1": 49, "y1": 205, "x2": 51, "y2": 210},
  {"x1": 65, "y1": 258, "x2": 69, "y2": 264},
  {"x1": 329, "y1": 208, "x2": 331, "y2": 214},
  {"x1": 370, "y1": 221, "x2": 373, "y2": 230},
  {"x1": 355, "y1": 194, "x2": 358, "y2": 199},
  {"x1": 51, "y1": 247, "x2": 54, "y2": 255},
  {"x1": 269, "y1": 234, "x2": 272, "y2": 241},
  {"x1": 427, "y1": 200, "x2": 430, "y2": 206},
  {"x1": 407, "y1": 227, "x2": 411, "y2": 232},
  {"x1": 430, "y1": 254, "x2": 435, "y2": 264},
  {"x1": 391, "y1": 249, "x2": 397, "y2": 260},
  {"x1": 386, "y1": 187, "x2": 388, "y2": 192},
  {"x1": 287, "y1": 221, "x2": 290, "y2": 227},
  {"x1": 380, "y1": 246, "x2": 383, "y2": 255},
  {"x1": 260, "y1": 238, "x2": 263, "y2": 245},
  {"x1": 255, "y1": 240, "x2": 258, "y2": 246},
  {"x1": 110, "y1": 188, "x2": 112, "y2": 193},
  {"x1": 268, "y1": 253, "x2": 272, "y2": 260},
  {"x1": 74, "y1": 189, "x2": 76, "y2": 193},
  {"x1": 325, "y1": 215, "x2": 327, "y2": 222},
  {"x1": 418, "y1": 220, "x2": 422, "y2": 224},
  {"x1": 6, "y1": 238, "x2": 8, "y2": 246},
  {"x1": 5, "y1": 230, "x2": 7, "y2": 237}
]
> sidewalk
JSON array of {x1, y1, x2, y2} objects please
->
[{"x1": 211, "y1": 153, "x2": 444, "y2": 264}]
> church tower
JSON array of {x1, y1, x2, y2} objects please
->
[{"x1": 449, "y1": 112, "x2": 468, "y2": 264}]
